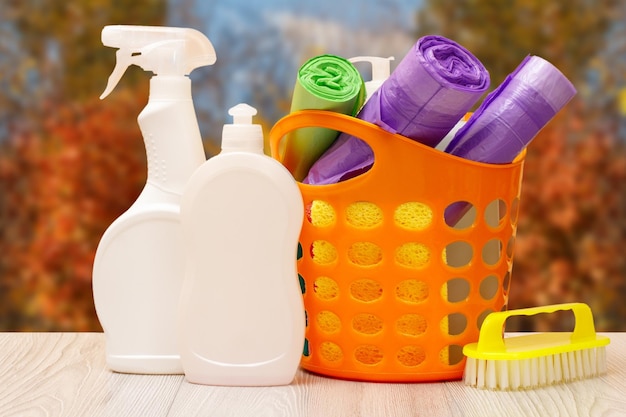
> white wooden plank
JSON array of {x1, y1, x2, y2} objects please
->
[
  {"x1": 0, "y1": 333, "x2": 623, "y2": 416},
  {"x1": 0, "y1": 333, "x2": 183, "y2": 417}
]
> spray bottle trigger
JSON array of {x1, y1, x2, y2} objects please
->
[{"x1": 100, "y1": 49, "x2": 135, "y2": 100}]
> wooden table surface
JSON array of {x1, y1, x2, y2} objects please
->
[{"x1": 0, "y1": 332, "x2": 624, "y2": 416}]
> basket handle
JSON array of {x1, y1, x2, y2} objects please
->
[
  {"x1": 476, "y1": 303, "x2": 598, "y2": 354},
  {"x1": 269, "y1": 110, "x2": 413, "y2": 168}
]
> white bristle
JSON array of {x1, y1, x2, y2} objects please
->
[
  {"x1": 575, "y1": 350, "x2": 584, "y2": 379},
  {"x1": 521, "y1": 358, "x2": 531, "y2": 387},
  {"x1": 553, "y1": 352, "x2": 562, "y2": 382},
  {"x1": 497, "y1": 360, "x2": 509, "y2": 390},
  {"x1": 486, "y1": 359, "x2": 497, "y2": 389},
  {"x1": 476, "y1": 358, "x2": 486, "y2": 388},
  {"x1": 598, "y1": 347, "x2": 607, "y2": 374},
  {"x1": 562, "y1": 352, "x2": 572, "y2": 381},
  {"x1": 463, "y1": 346, "x2": 608, "y2": 390},
  {"x1": 537, "y1": 356, "x2": 548, "y2": 386},
  {"x1": 545, "y1": 354, "x2": 556, "y2": 385}
]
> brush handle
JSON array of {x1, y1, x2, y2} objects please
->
[{"x1": 476, "y1": 303, "x2": 597, "y2": 354}]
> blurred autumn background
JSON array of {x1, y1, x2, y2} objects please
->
[{"x1": 0, "y1": 0, "x2": 624, "y2": 332}]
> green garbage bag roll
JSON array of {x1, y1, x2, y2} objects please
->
[{"x1": 280, "y1": 54, "x2": 365, "y2": 181}]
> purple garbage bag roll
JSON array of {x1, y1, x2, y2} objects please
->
[
  {"x1": 443, "y1": 55, "x2": 576, "y2": 226},
  {"x1": 304, "y1": 35, "x2": 490, "y2": 185},
  {"x1": 444, "y1": 55, "x2": 577, "y2": 163}
]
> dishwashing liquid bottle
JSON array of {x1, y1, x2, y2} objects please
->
[
  {"x1": 92, "y1": 25, "x2": 216, "y2": 374},
  {"x1": 178, "y1": 103, "x2": 305, "y2": 386}
]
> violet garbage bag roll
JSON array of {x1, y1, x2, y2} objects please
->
[
  {"x1": 444, "y1": 55, "x2": 577, "y2": 163},
  {"x1": 304, "y1": 35, "x2": 490, "y2": 185}
]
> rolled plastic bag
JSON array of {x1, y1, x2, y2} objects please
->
[
  {"x1": 443, "y1": 55, "x2": 577, "y2": 226},
  {"x1": 280, "y1": 55, "x2": 365, "y2": 181},
  {"x1": 304, "y1": 35, "x2": 490, "y2": 185},
  {"x1": 444, "y1": 55, "x2": 577, "y2": 162}
]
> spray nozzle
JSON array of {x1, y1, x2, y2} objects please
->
[{"x1": 100, "y1": 25, "x2": 217, "y2": 100}]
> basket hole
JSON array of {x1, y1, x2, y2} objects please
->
[
  {"x1": 506, "y1": 236, "x2": 515, "y2": 259},
  {"x1": 396, "y1": 314, "x2": 427, "y2": 336},
  {"x1": 313, "y1": 276, "x2": 339, "y2": 300},
  {"x1": 503, "y1": 271, "x2": 511, "y2": 295},
  {"x1": 397, "y1": 345, "x2": 426, "y2": 367},
  {"x1": 346, "y1": 202, "x2": 383, "y2": 229},
  {"x1": 477, "y1": 309, "x2": 495, "y2": 329},
  {"x1": 482, "y1": 239, "x2": 502, "y2": 266},
  {"x1": 306, "y1": 200, "x2": 336, "y2": 227},
  {"x1": 510, "y1": 197, "x2": 520, "y2": 225},
  {"x1": 440, "y1": 344, "x2": 464, "y2": 366},
  {"x1": 311, "y1": 240, "x2": 338, "y2": 265},
  {"x1": 394, "y1": 202, "x2": 433, "y2": 231},
  {"x1": 485, "y1": 199, "x2": 507, "y2": 229},
  {"x1": 350, "y1": 278, "x2": 383, "y2": 302},
  {"x1": 348, "y1": 241, "x2": 383, "y2": 266},
  {"x1": 479, "y1": 275, "x2": 499, "y2": 300},
  {"x1": 316, "y1": 310, "x2": 341, "y2": 333},
  {"x1": 297, "y1": 242, "x2": 303, "y2": 260},
  {"x1": 352, "y1": 313, "x2": 383, "y2": 335},
  {"x1": 441, "y1": 313, "x2": 467, "y2": 336},
  {"x1": 444, "y1": 201, "x2": 476, "y2": 229},
  {"x1": 320, "y1": 341, "x2": 343, "y2": 362},
  {"x1": 395, "y1": 242, "x2": 431, "y2": 269},
  {"x1": 395, "y1": 279, "x2": 429, "y2": 304},
  {"x1": 303, "y1": 338, "x2": 310, "y2": 356},
  {"x1": 442, "y1": 278, "x2": 470, "y2": 303},
  {"x1": 444, "y1": 241, "x2": 473, "y2": 268},
  {"x1": 299, "y1": 274, "x2": 306, "y2": 294},
  {"x1": 354, "y1": 345, "x2": 383, "y2": 365}
]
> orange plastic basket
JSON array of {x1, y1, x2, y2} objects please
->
[{"x1": 269, "y1": 110, "x2": 525, "y2": 382}]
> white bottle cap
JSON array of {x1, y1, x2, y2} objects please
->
[
  {"x1": 349, "y1": 56, "x2": 394, "y2": 100},
  {"x1": 221, "y1": 103, "x2": 264, "y2": 153}
]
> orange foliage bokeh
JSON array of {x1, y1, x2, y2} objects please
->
[{"x1": 0, "y1": 91, "x2": 147, "y2": 330}]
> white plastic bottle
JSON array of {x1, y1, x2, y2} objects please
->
[
  {"x1": 348, "y1": 56, "x2": 394, "y2": 101},
  {"x1": 178, "y1": 103, "x2": 305, "y2": 386},
  {"x1": 92, "y1": 25, "x2": 216, "y2": 374}
]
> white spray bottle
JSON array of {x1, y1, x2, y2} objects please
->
[
  {"x1": 178, "y1": 103, "x2": 305, "y2": 386},
  {"x1": 348, "y1": 56, "x2": 394, "y2": 101},
  {"x1": 92, "y1": 25, "x2": 216, "y2": 374}
]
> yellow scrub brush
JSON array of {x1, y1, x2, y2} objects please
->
[{"x1": 463, "y1": 303, "x2": 610, "y2": 390}]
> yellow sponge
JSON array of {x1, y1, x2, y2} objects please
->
[
  {"x1": 352, "y1": 313, "x2": 383, "y2": 335},
  {"x1": 396, "y1": 313, "x2": 427, "y2": 336},
  {"x1": 348, "y1": 241, "x2": 382, "y2": 266},
  {"x1": 311, "y1": 240, "x2": 338, "y2": 264},
  {"x1": 395, "y1": 279, "x2": 429, "y2": 303},
  {"x1": 349, "y1": 279, "x2": 383, "y2": 302},
  {"x1": 395, "y1": 242, "x2": 430, "y2": 269},
  {"x1": 354, "y1": 344, "x2": 383, "y2": 365},
  {"x1": 313, "y1": 276, "x2": 339, "y2": 300},
  {"x1": 346, "y1": 202, "x2": 383, "y2": 228},
  {"x1": 320, "y1": 341, "x2": 343, "y2": 362},
  {"x1": 316, "y1": 310, "x2": 341, "y2": 333},
  {"x1": 394, "y1": 202, "x2": 433, "y2": 230},
  {"x1": 439, "y1": 346, "x2": 450, "y2": 365},
  {"x1": 397, "y1": 345, "x2": 426, "y2": 367},
  {"x1": 307, "y1": 200, "x2": 336, "y2": 227}
]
